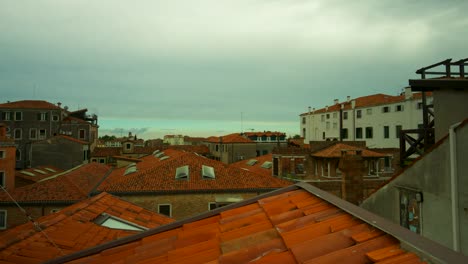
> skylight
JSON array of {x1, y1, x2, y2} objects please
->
[
  {"x1": 175, "y1": 165, "x2": 189, "y2": 179},
  {"x1": 202, "y1": 165, "x2": 215, "y2": 179},
  {"x1": 246, "y1": 159, "x2": 257, "y2": 166},
  {"x1": 33, "y1": 169, "x2": 47, "y2": 175},
  {"x1": 94, "y1": 213, "x2": 148, "y2": 232},
  {"x1": 152, "y1": 149, "x2": 160, "y2": 155},
  {"x1": 124, "y1": 166, "x2": 137, "y2": 176},
  {"x1": 155, "y1": 152, "x2": 165, "y2": 158},
  {"x1": 160, "y1": 156, "x2": 170, "y2": 161},
  {"x1": 126, "y1": 163, "x2": 136, "y2": 168},
  {"x1": 44, "y1": 168, "x2": 56, "y2": 172},
  {"x1": 261, "y1": 161, "x2": 272, "y2": 169},
  {"x1": 20, "y1": 171, "x2": 36, "y2": 177}
]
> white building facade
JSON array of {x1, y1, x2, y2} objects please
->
[{"x1": 300, "y1": 88, "x2": 433, "y2": 148}]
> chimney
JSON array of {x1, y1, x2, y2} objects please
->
[
  {"x1": 308, "y1": 106, "x2": 311, "y2": 114},
  {"x1": 347, "y1": 96, "x2": 350, "y2": 102},
  {"x1": 351, "y1": 100, "x2": 356, "y2": 109},
  {"x1": 334, "y1": 99, "x2": 339, "y2": 105},
  {"x1": 339, "y1": 150, "x2": 366, "y2": 205},
  {"x1": 325, "y1": 105, "x2": 328, "y2": 111},
  {"x1": 404, "y1": 87, "x2": 412, "y2": 100},
  {"x1": 57, "y1": 102, "x2": 62, "y2": 107}
]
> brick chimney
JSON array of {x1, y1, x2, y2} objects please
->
[
  {"x1": 0, "y1": 123, "x2": 16, "y2": 191},
  {"x1": 339, "y1": 149, "x2": 366, "y2": 205}
]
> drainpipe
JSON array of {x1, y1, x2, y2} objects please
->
[{"x1": 449, "y1": 121, "x2": 461, "y2": 252}]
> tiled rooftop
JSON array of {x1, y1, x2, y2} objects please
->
[
  {"x1": 300, "y1": 92, "x2": 433, "y2": 116},
  {"x1": 206, "y1": 133, "x2": 254, "y2": 143},
  {"x1": 99, "y1": 150, "x2": 291, "y2": 193},
  {"x1": 50, "y1": 183, "x2": 466, "y2": 264},
  {"x1": 15, "y1": 166, "x2": 65, "y2": 183},
  {"x1": 230, "y1": 154, "x2": 273, "y2": 177},
  {"x1": 0, "y1": 163, "x2": 110, "y2": 203},
  {"x1": 243, "y1": 131, "x2": 286, "y2": 137},
  {"x1": 0, "y1": 100, "x2": 61, "y2": 110},
  {"x1": 0, "y1": 192, "x2": 174, "y2": 263},
  {"x1": 91, "y1": 147, "x2": 121, "y2": 157},
  {"x1": 312, "y1": 143, "x2": 388, "y2": 158}
]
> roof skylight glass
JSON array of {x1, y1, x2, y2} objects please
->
[
  {"x1": 94, "y1": 213, "x2": 147, "y2": 232},
  {"x1": 155, "y1": 152, "x2": 165, "y2": 158},
  {"x1": 44, "y1": 168, "x2": 56, "y2": 172},
  {"x1": 175, "y1": 165, "x2": 189, "y2": 179},
  {"x1": 33, "y1": 169, "x2": 47, "y2": 175},
  {"x1": 20, "y1": 171, "x2": 36, "y2": 177},
  {"x1": 160, "y1": 156, "x2": 170, "y2": 161},
  {"x1": 202, "y1": 165, "x2": 215, "y2": 179},
  {"x1": 261, "y1": 161, "x2": 273, "y2": 169},
  {"x1": 246, "y1": 159, "x2": 257, "y2": 166},
  {"x1": 124, "y1": 166, "x2": 137, "y2": 176}
]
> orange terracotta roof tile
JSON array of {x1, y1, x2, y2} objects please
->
[
  {"x1": 312, "y1": 143, "x2": 388, "y2": 158},
  {"x1": 205, "y1": 133, "x2": 254, "y2": 143},
  {"x1": 45, "y1": 184, "x2": 466, "y2": 264},
  {"x1": 0, "y1": 193, "x2": 173, "y2": 263},
  {"x1": 300, "y1": 92, "x2": 433, "y2": 116},
  {"x1": 229, "y1": 154, "x2": 273, "y2": 177},
  {"x1": 99, "y1": 150, "x2": 291, "y2": 193},
  {"x1": 0, "y1": 100, "x2": 61, "y2": 109},
  {"x1": 0, "y1": 163, "x2": 110, "y2": 203}
]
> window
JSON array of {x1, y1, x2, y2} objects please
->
[
  {"x1": 417, "y1": 102, "x2": 423, "y2": 109},
  {"x1": 356, "y1": 127, "x2": 363, "y2": 139},
  {"x1": 262, "y1": 150, "x2": 268, "y2": 155},
  {"x1": 202, "y1": 165, "x2": 215, "y2": 179},
  {"x1": 322, "y1": 132, "x2": 325, "y2": 139},
  {"x1": 326, "y1": 122, "x2": 330, "y2": 130},
  {"x1": 302, "y1": 128, "x2": 306, "y2": 137},
  {"x1": 14, "y1": 112, "x2": 22, "y2": 121},
  {"x1": 0, "y1": 171, "x2": 4, "y2": 188},
  {"x1": 83, "y1": 150, "x2": 88, "y2": 161},
  {"x1": 215, "y1": 144, "x2": 219, "y2": 152},
  {"x1": 384, "y1": 126, "x2": 390, "y2": 138},
  {"x1": 0, "y1": 210, "x2": 6, "y2": 229},
  {"x1": 99, "y1": 158, "x2": 105, "y2": 164},
  {"x1": 158, "y1": 204, "x2": 171, "y2": 217},
  {"x1": 16, "y1": 149, "x2": 21, "y2": 161},
  {"x1": 38, "y1": 112, "x2": 48, "y2": 121},
  {"x1": 175, "y1": 165, "x2": 189, "y2": 179},
  {"x1": 321, "y1": 115, "x2": 325, "y2": 122},
  {"x1": 52, "y1": 115, "x2": 59, "y2": 121},
  {"x1": 302, "y1": 117, "x2": 306, "y2": 124},
  {"x1": 30, "y1": 128, "x2": 37, "y2": 139},
  {"x1": 365, "y1": 127, "x2": 373, "y2": 139},
  {"x1": 332, "y1": 123, "x2": 337, "y2": 129},
  {"x1": 39, "y1": 129, "x2": 46, "y2": 140},
  {"x1": 91, "y1": 158, "x2": 98, "y2": 162},
  {"x1": 208, "y1": 202, "x2": 217, "y2": 211},
  {"x1": 343, "y1": 112, "x2": 348, "y2": 120},
  {"x1": 14, "y1": 128, "x2": 22, "y2": 139},
  {"x1": 382, "y1": 106, "x2": 390, "y2": 113},
  {"x1": 332, "y1": 112, "x2": 337, "y2": 118},
  {"x1": 79, "y1": 129, "x2": 85, "y2": 140},
  {"x1": 1, "y1": 112, "x2": 12, "y2": 121},
  {"x1": 356, "y1": 110, "x2": 362, "y2": 119},
  {"x1": 0, "y1": 150, "x2": 4, "y2": 159},
  {"x1": 326, "y1": 114, "x2": 330, "y2": 119},
  {"x1": 125, "y1": 143, "x2": 131, "y2": 150},
  {"x1": 396, "y1": 105, "x2": 404, "y2": 112},
  {"x1": 367, "y1": 108, "x2": 372, "y2": 115},
  {"x1": 341, "y1": 128, "x2": 348, "y2": 139},
  {"x1": 396, "y1": 125, "x2": 402, "y2": 138}
]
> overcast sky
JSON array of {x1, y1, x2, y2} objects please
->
[{"x1": 1, "y1": 0, "x2": 467, "y2": 139}]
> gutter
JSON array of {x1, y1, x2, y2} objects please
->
[{"x1": 449, "y1": 122, "x2": 461, "y2": 252}]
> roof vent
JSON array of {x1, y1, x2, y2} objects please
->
[
  {"x1": 155, "y1": 152, "x2": 165, "y2": 158},
  {"x1": 160, "y1": 156, "x2": 170, "y2": 161},
  {"x1": 261, "y1": 161, "x2": 272, "y2": 169},
  {"x1": 202, "y1": 165, "x2": 215, "y2": 179},
  {"x1": 124, "y1": 166, "x2": 137, "y2": 176},
  {"x1": 175, "y1": 165, "x2": 189, "y2": 179},
  {"x1": 246, "y1": 159, "x2": 257, "y2": 166},
  {"x1": 20, "y1": 171, "x2": 36, "y2": 177},
  {"x1": 152, "y1": 149, "x2": 160, "y2": 155}
]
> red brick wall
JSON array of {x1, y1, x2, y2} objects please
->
[{"x1": 0, "y1": 146, "x2": 16, "y2": 192}]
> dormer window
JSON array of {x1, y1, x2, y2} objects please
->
[
  {"x1": 125, "y1": 143, "x2": 131, "y2": 150},
  {"x1": 175, "y1": 165, "x2": 189, "y2": 180},
  {"x1": 202, "y1": 165, "x2": 215, "y2": 179},
  {"x1": 124, "y1": 166, "x2": 137, "y2": 176}
]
